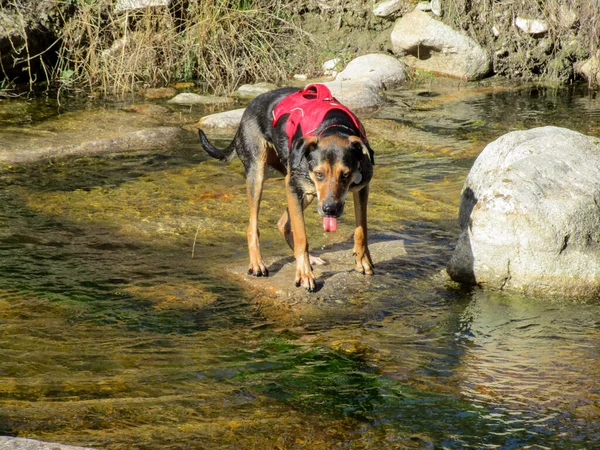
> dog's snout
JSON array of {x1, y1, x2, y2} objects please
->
[{"x1": 322, "y1": 201, "x2": 343, "y2": 217}]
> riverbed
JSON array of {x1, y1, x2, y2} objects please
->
[{"x1": 1, "y1": 80, "x2": 599, "y2": 448}]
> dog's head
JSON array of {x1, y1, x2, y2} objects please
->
[{"x1": 291, "y1": 134, "x2": 373, "y2": 219}]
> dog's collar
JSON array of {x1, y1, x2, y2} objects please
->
[{"x1": 317, "y1": 123, "x2": 358, "y2": 138}]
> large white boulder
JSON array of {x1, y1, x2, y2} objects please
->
[
  {"x1": 447, "y1": 126, "x2": 600, "y2": 296},
  {"x1": 390, "y1": 9, "x2": 491, "y2": 80}
]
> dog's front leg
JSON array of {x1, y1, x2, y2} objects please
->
[
  {"x1": 285, "y1": 174, "x2": 316, "y2": 291},
  {"x1": 353, "y1": 184, "x2": 374, "y2": 274}
]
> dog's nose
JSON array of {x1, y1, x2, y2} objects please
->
[{"x1": 322, "y1": 201, "x2": 343, "y2": 217}]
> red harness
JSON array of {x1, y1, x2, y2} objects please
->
[{"x1": 272, "y1": 84, "x2": 365, "y2": 148}]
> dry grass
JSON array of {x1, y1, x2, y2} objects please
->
[{"x1": 53, "y1": 0, "x2": 309, "y2": 96}]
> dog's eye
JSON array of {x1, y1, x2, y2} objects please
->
[
  {"x1": 314, "y1": 171, "x2": 324, "y2": 180},
  {"x1": 341, "y1": 171, "x2": 351, "y2": 179}
]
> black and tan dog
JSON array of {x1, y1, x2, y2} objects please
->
[{"x1": 198, "y1": 84, "x2": 374, "y2": 292}]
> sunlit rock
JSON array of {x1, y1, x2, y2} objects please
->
[
  {"x1": 335, "y1": 53, "x2": 407, "y2": 89},
  {"x1": 515, "y1": 17, "x2": 549, "y2": 35},
  {"x1": 447, "y1": 126, "x2": 600, "y2": 297},
  {"x1": 390, "y1": 9, "x2": 491, "y2": 80},
  {"x1": 372, "y1": 0, "x2": 403, "y2": 17},
  {"x1": 197, "y1": 108, "x2": 246, "y2": 129},
  {"x1": 324, "y1": 53, "x2": 407, "y2": 109}
]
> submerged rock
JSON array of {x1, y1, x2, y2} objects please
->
[
  {"x1": 447, "y1": 126, "x2": 600, "y2": 297},
  {"x1": 390, "y1": 10, "x2": 491, "y2": 80},
  {"x1": 0, "y1": 107, "x2": 189, "y2": 164}
]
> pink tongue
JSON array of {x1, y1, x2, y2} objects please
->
[{"x1": 323, "y1": 217, "x2": 337, "y2": 232}]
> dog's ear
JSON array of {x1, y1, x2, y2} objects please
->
[
  {"x1": 290, "y1": 136, "x2": 319, "y2": 171},
  {"x1": 349, "y1": 135, "x2": 374, "y2": 165}
]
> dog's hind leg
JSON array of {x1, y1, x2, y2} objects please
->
[
  {"x1": 241, "y1": 139, "x2": 270, "y2": 277},
  {"x1": 277, "y1": 195, "x2": 326, "y2": 266}
]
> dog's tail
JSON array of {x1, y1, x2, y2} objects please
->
[{"x1": 198, "y1": 129, "x2": 237, "y2": 162}]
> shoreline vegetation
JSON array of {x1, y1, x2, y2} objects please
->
[{"x1": 0, "y1": 0, "x2": 598, "y2": 97}]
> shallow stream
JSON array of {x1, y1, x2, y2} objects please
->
[{"x1": 1, "y1": 81, "x2": 600, "y2": 449}]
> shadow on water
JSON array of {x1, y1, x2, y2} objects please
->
[{"x1": 0, "y1": 83, "x2": 600, "y2": 448}]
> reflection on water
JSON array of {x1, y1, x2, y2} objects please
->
[{"x1": 1, "y1": 83, "x2": 600, "y2": 448}]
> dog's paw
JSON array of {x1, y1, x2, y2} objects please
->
[
  {"x1": 248, "y1": 260, "x2": 269, "y2": 277},
  {"x1": 353, "y1": 247, "x2": 374, "y2": 275},
  {"x1": 294, "y1": 254, "x2": 316, "y2": 292}
]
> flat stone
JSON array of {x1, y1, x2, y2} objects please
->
[
  {"x1": 197, "y1": 108, "x2": 246, "y2": 128},
  {"x1": 229, "y1": 239, "x2": 407, "y2": 301}
]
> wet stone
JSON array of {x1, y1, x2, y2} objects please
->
[{"x1": 228, "y1": 239, "x2": 407, "y2": 302}]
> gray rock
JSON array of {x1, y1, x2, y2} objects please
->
[
  {"x1": 0, "y1": 437, "x2": 95, "y2": 450},
  {"x1": 390, "y1": 10, "x2": 491, "y2": 80},
  {"x1": 323, "y1": 79, "x2": 382, "y2": 109},
  {"x1": 447, "y1": 126, "x2": 600, "y2": 297},
  {"x1": 232, "y1": 82, "x2": 278, "y2": 99},
  {"x1": 167, "y1": 93, "x2": 232, "y2": 105},
  {"x1": 325, "y1": 53, "x2": 407, "y2": 109},
  {"x1": 197, "y1": 108, "x2": 246, "y2": 128},
  {"x1": 372, "y1": 0, "x2": 403, "y2": 17},
  {"x1": 335, "y1": 53, "x2": 407, "y2": 89}
]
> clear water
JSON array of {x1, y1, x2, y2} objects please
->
[{"x1": 1, "y1": 82, "x2": 599, "y2": 449}]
